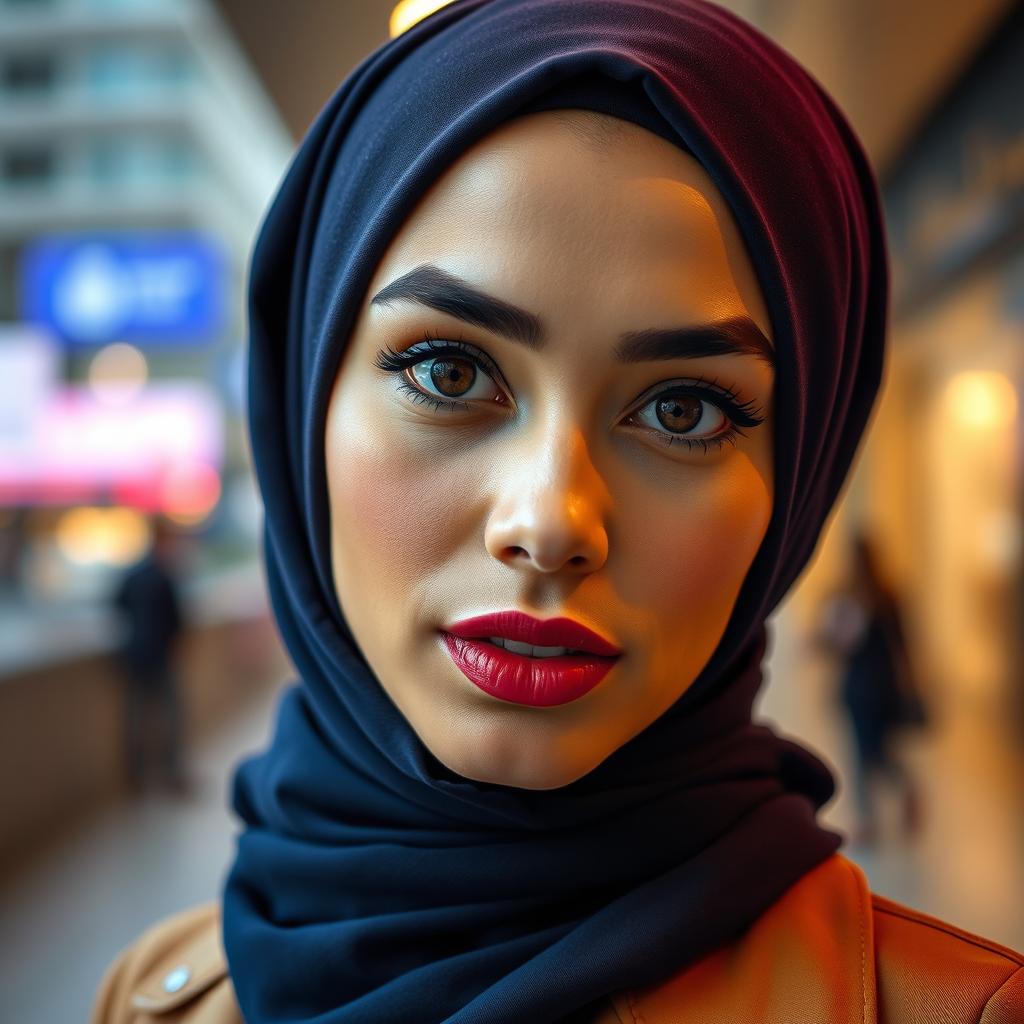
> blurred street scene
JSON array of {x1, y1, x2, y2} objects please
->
[{"x1": 0, "y1": 0, "x2": 1022, "y2": 1020}]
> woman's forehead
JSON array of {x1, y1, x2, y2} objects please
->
[
  {"x1": 392, "y1": 110, "x2": 726, "y2": 240},
  {"x1": 362, "y1": 111, "x2": 774, "y2": 344}
]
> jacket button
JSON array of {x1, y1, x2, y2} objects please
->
[{"x1": 162, "y1": 965, "x2": 191, "y2": 993}]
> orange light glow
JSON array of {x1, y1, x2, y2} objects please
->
[
  {"x1": 389, "y1": 0, "x2": 456, "y2": 37},
  {"x1": 55, "y1": 506, "x2": 150, "y2": 566},
  {"x1": 944, "y1": 370, "x2": 1018, "y2": 431}
]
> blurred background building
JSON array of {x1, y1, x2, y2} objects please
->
[
  {"x1": 0, "y1": 1, "x2": 295, "y2": 1014},
  {"x1": 0, "y1": 0, "x2": 1022, "y2": 1020},
  {"x1": 0, "y1": 0, "x2": 290, "y2": 614}
]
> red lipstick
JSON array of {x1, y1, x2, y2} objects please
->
[{"x1": 440, "y1": 611, "x2": 622, "y2": 707}]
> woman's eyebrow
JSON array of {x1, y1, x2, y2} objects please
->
[{"x1": 370, "y1": 263, "x2": 774, "y2": 366}]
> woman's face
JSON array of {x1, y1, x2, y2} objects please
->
[{"x1": 325, "y1": 110, "x2": 775, "y2": 790}]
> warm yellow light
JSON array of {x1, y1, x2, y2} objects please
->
[
  {"x1": 55, "y1": 506, "x2": 150, "y2": 566},
  {"x1": 88, "y1": 342, "x2": 148, "y2": 406},
  {"x1": 389, "y1": 0, "x2": 456, "y2": 37},
  {"x1": 945, "y1": 370, "x2": 1018, "y2": 431}
]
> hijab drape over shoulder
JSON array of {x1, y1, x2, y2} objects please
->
[{"x1": 223, "y1": 1, "x2": 889, "y2": 1021}]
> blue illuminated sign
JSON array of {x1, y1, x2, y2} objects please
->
[{"x1": 20, "y1": 233, "x2": 225, "y2": 346}]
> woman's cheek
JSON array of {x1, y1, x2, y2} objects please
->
[
  {"x1": 327, "y1": 418, "x2": 467, "y2": 592},
  {"x1": 635, "y1": 462, "x2": 771, "y2": 637},
  {"x1": 712, "y1": 460, "x2": 772, "y2": 572}
]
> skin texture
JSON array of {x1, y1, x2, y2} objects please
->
[{"x1": 325, "y1": 110, "x2": 776, "y2": 790}]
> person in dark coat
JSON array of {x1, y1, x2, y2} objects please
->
[
  {"x1": 820, "y1": 530, "x2": 926, "y2": 845},
  {"x1": 110, "y1": 515, "x2": 188, "y2": 795}
]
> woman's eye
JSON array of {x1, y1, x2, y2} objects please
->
[
  {"x1": 623, "y1": 381, "x2": 766, "y2": 453},
  {"x1": 373, "y1": 339, "x2": 507, "y2": 411},
  {"x1": 408, "y1": 356, "x2": 502, "y2": 405},
  {"x1": 629, "y1": 391, "x2": 728, "y2": 441}
]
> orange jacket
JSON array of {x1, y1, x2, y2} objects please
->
[{"x1": 91, "y1": 852, "x2": 1023, "y2": 1023}]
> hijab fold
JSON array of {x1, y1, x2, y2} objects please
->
[{"x1": 223, "y1": 1, "x2": 889, "y2": 1020}]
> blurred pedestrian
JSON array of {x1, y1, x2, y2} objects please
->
[
  {"x1": 110, "y1": 515, "x2": 189, "y2": 796},
  {"x1": 816, "y1": 530, "x2": 927, "y2": 845}
]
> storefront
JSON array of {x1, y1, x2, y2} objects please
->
[{"x1": 805, "y1": 4, "x2": 1024, "y2": 732}]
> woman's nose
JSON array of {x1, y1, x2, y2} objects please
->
[{"x1": 483, "y1": 424, "x2": 609, "y2": 575}]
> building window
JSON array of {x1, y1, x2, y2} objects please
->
[
  {"x1": 86, "y1": 134, "x2": 198, "y2": 187},
  {"x1": 85, "y1": 43, "x2": 193, "y2": 97},
  {"x1": 2, "y1": 147, "x2": 55, "y2": 185},
  {"x1": 1, "y1": 53, "x2": 58, "y2": 94}
]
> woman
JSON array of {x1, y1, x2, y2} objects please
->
[
  {"x1": 819, "y1": 530, "x2": 926, "y2": 845},
  {"x1": 91, "y1": 1, "x2": 1024, "y2": 1021}
]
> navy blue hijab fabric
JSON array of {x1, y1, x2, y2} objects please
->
[{"x1": 223, "y1": 1, "x2": 889, "y2": 1021}]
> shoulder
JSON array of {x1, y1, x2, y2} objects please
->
[
  {"x1": 90, "y1": 903, "x2": 241, "y2": 1024},
  {"x1": 613, "y1": 853, "x2": 1024, "y2": 1023},
  {"x1": 870, "y1": 886, "x2": 1024, "y2": 1023},
  {"x1": 92, "y1": 864, "x2": 1024, "y2": 1024}
]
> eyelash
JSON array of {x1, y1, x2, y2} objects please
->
[{"x1": 372, "y1": 331, "x2": 767, "y2": 454}]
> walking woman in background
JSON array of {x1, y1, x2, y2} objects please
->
[
  {"x1": 92, "y1": 1, "x2": 1024, "y2": 1021},
  {"x1": 818, "y1": 530, "x2": 927, "y2": 846}
]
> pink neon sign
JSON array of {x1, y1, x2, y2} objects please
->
[{"x1": 0, "y1": 382, "x2": 223, "y2": 510}]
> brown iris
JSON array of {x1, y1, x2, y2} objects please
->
[
  {"x1": 429, "y1": 358, "x2": 475, "y2": 398},
  {"x1": 655, "y1": 394, "x2": 702, "y2": 433}
]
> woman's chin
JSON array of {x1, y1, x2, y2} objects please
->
[{"x1": 427, "y1": 735, "x2": 602, "y2": 791}]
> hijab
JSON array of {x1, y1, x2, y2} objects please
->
[{"x1": 222, "y1": 1, "x2": 889, "y2": 1020}]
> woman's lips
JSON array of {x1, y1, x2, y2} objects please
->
[
  {"x1": 440, "y1": 611, "x2": 622, "y2": 706},
  {"x1": 439, "y1": 633, "x2": 620, "y2": 707},
  {"x1": 444, "y1": 611, "x2": 622, "y2": 656}
]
